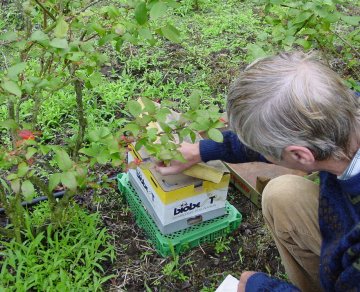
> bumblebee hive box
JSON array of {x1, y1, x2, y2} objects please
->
[{"x1": 127, "y1": 147, "x2": 230, "y2": 234}]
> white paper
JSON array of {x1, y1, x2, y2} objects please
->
[{"x1": 215, "y1": 274, "x2": 239, "y2": 292}]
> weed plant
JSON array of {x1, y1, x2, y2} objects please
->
[{"x1": 0, "y1": 201, "x2": 115, "y2": 291}]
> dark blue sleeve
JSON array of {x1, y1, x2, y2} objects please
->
[
  {"x1": 246, "y1": 273, "x2": 300, "y2": 292},
  {"x1": 199, "y1": 130, "x2": 267, "y2": 163}
]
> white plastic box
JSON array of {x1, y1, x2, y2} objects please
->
[{"x1": 127, "y1": 148, "x2": 230, "y2": 234}]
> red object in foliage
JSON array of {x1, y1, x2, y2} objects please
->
[
  {"x1": 18, "y1": 129, "x2": 35, "y2": 140},
  {"x1": 134, "y1": 158, "x2": 141, "y2": 165},
  {"x1": 219, "y1": 117, "x2": 226, "y2": 123}
]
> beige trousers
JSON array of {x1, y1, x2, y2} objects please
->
[{"x1": 262, "y1": 174, "x2": 322, "y2": 292}]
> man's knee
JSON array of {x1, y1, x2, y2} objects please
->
[
  {"x1": 262, "y1": 174, "x2": 302, "y2": 211},
  {"x1": 261, "y1": 174, "x2": 320, "y2": 237}
]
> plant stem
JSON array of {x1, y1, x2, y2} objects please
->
[
  {"x1": 73, "y1": 78, "x2": 87, "y2": 159},
  {"x1": 7, "y1": 100, "x2": 17, "y2": 150},
  {"x1": 293, "y1": 14, "x2": 314, "y2": 37},
  {"x1": 12, "y1": 192, "x2": 23, "y2": 243},
  {"x1": 0, "y1": 185, "x2": 16, "y2": 240},
  {"x1": 35, "y1": 0, "x2": 56, "y2": 21},
  {"x1": 331, "y1": 29, "x2": 360, "y2": 59},
  {"x1": 28, "y1": 175, "x2": 57, "y2": 209},
  {"x1": 0, "y1": 183, "x2": 10, "y2": 213},
  {"x1": 68, "y1": 0, "x2": 102, "y2": 23}
]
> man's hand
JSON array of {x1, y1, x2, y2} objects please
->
[
  {"x1": 237, "y1": 271, "x2": 257, "y2": 292},
  {"x1": 155, "y1": 142, "x2": 202, "y2": 175}
]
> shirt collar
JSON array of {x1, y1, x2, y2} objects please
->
[{"x1": 338, "y1": 148, "x2": 360, "y2": 180}]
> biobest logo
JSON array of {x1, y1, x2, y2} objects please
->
[
  {"x1": 174, "y1": 201, "x2": 200, "y2": 215},
  {"x1": 136, "y1": 169, "x2": 155, "y2": 202},
  {"x1": 173, "y1": 195, "x2": 217, "y2": 216}
]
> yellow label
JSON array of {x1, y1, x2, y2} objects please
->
[{"x1": 129, "y1": 146, "x2": 230, "y2": 204}]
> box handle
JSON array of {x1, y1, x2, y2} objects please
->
[{"x1": 187, "y1": 215, "x2": 203, "y2": 225}]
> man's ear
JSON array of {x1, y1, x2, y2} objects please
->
[{"x1": 284, "y1": 146, "x2": 315, "y2": 164}]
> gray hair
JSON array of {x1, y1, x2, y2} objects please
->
[{"x1": 226, "y1": 51, "x2": 360, "y2": 161}]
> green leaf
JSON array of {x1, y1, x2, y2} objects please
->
[
  {"x1": 314, "y1": 6, "x2": 329, "y2": 18},
  {"x1": 341, "y1": 15, "x2": 360, "y2": 26},
  {"x1": 79, "y1": 145, "x2": 99, "y2": 157},
  {"x1": 0, "y1": 31, "x2": 17, "y2": 41},
  {"x1": 66, "y1": 52, "x2": 85, "y2": 62},
  {"x1": 189, "y1": 90, "x2": 201, "y2": 110},
  {"x1": 135, "y1": 138, "x2": 146, "y2": 151},
  {"x1": 207, "y1": 128, "x2": 223, "y2": 143},
  {"x1": 91, "y1": 23, "x2": 106, "y2": 36},
  {"x1": 7, "y1": 173, "x2": 18, "y2": 180},
  {"x1": 173, "y1": 151, "x2": 187, "y2": 163},
  {"x1": 54, "y1": 150, "x2": 73, "y2": 171},
  {"x1": 150, "y1": 1, "x2": 168, "y2": 20},
  {"x1": 301, "y1": 28, "x2": 317, "y2": 36},
  {"x1": 49, "y1": 38, "x2": 68, "y2": 49},
  {"x1": 161, "y1": 24, "x2": 180, "y2": 43},
  {"x1": 295, "y1": 38, "x2": 311, "y2": 50},
  {"x1": 17, "y1": 162, "x2": 29, "y2": 177},
  {"x1": 158, "y1": 149, "x2": 173, "y2": 160},
  {"x1": 122, "y1": 123, "x2": 141, "y2": 136},
  {"x1": 293, "y1": 12, "x2": 312, "y2": 24},
  {"x1": 324, "y1": 12, "x2": 340, "y2": 23},
  {"x1": 54, "y1": 17, "x2": 69, "y2": 38},
  {"x1": 147, "y1": 128, "x2": 158, "y2": 141},
  {"x1": 138, "y1": 28, "x2": 153, "y2": 40},
  {"x1": 49, "y1": 173, "x2": 61, "y2": 192},
  {"x1": 89, "y1": 72, "x2": 103, "y2": 87},
  {"x1": 159, "y1": 122, "x2": 172, "y2": 133},
  {"x1": 80, "y1": 41, "x2": 94, "y2": 52},
  {"x1": 30, "y1": 30, "x2": 49, "y2": 42},
  {"x1": 135, "y1": 114, "x2": 152, "y2": 127},
  {"x1": 114, "y1": 24, "x2": 126, "y2": 35},
  {"x1": 283, "y1": 35, "x2": 295, "y2": 46},
  {"x1": 61, "y1": 171, "x2": 77, "y2": 191},
  {"x1": 0, "y1": 119, "x2": 18, "y2": 129},
  {"x1": 10, "y1": 179, "x2": 20, "y2": 194},
  {"x1": 0, "y1": 178, "x2": 11, "y2": 193},
  {"x1": 166, "y1": 0, "x2": 180, "y2": 9},
  {"x1": 7, "y1": 62, "x2": 26, "y2": 80},
  {"x1": 88, "y1": 129, "x2": 101, "y2": 142},
  {"x1": 89, "y1": 127, "x2": 111, "y2": 142},
  {"x1": 1, "y1": 80, "x2": 22, "y2": 97},
  {"x1": 25, "y1": 147, "x2": 37, "y2": 160},
  {"x1": 135, "y1": 2, "x2": 148, "y2": 25},
  {"x1": 115, "y1": 39, "x2": 124, "y2": 52},
  {"x1": 98, "y1": 33, "x2": 117, "y2": 46},
  {"x1": 107, "y1": 6, "x2": 120, "y2": 18},
  {"x1": 106, "y1": 138, "x2": 120, "y2": 154},
  {"x1": 96, "y1": 149, "x2": 110, "y2": 164},
  {"x1": 156, "y1": 108, "x2": 171, "y2": 122},
  {"x1": 127, "y1": 100, "x2": 143, "y2": 117},
  {"x1": 246, "y1": 44, "x2": 267, "y2": 61},
  {"x1": 160, "y1": 134, "x2": 169, "y2": 144},
  {"x1": 190, "y1": 131, "x2": 196, "y2": 143},
  {"x1": 141, "y1": 97, "x2": 156, "y2": 114},
  {"x1": 21, "y1": 180, "x2": 35, "y2": 199},
  {"x1": 270, "y1": 0, "x2": 283, "y2": 4},
  {"x1": 39, "y1": 145, "x2": 51, "y2": 155}
]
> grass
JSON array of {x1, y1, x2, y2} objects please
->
[{"x1": 0, "y1": 202, "x2": 115, "y2": 291}]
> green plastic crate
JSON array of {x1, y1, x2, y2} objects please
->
[{"x1": 117, "y1": 173, "x2": 242, "y2": 257}]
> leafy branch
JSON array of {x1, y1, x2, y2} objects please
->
[{"x1": 34, "y1": 0, "x2": 56, "y2": 21}]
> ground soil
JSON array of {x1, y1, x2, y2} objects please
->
[{"x1": 96, "y1": 178, "x2": 285, "y2": 291}]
